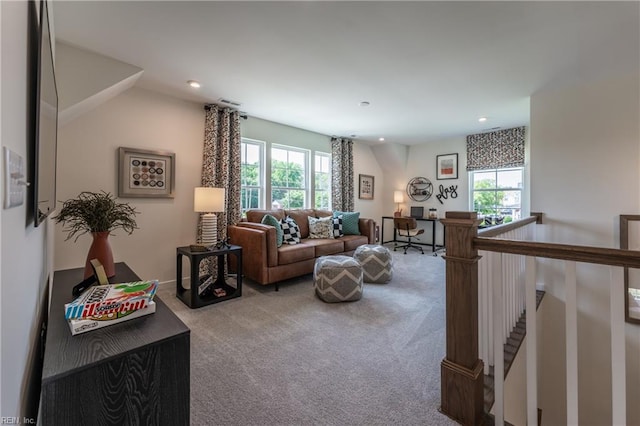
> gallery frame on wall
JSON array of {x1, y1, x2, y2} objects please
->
[
  {"x1": 358, "y1": 174, "x2": 374, "y2": 200},
  {"x1": 118, "y1": 147, "x2": 176, "y2": 198},
  {"x1": 436, "y1": 153, "x2": 458, "y2": 180},
  {"x1": 620, "y1": 214, "x2": 640, "y2": 324}
]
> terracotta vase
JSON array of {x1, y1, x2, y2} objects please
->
[{"x1": 84, "y1": 231, "x2": 115, "y2": 279}]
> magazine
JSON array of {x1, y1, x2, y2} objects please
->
[
  {"x1": 69, "y1": 301, "x2": 156, "y2": 335},
  {"x1": 64, "y1": 280, "x2": 158, "y2": 320}
]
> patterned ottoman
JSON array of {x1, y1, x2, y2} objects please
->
[
  {"x1": 313, "y1": 255, "x2": 363, "y2": 303},
  {"x1": 354, "y1": 244, "x2": 393, "y2": 284}
]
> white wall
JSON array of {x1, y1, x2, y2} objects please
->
[
  {"x1": 55, "y1": 87, "x2": 205, "y2": 283},
  {"x1": 1, "y1": 0, "x2": 51, "y2": 418},
  {"x1": 530, "y1": 72, "x2": 640, "y2": 425}
]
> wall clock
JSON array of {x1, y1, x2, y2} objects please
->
[{"x1": 406, "y1": 177, "x2": 433, "y2": 202}]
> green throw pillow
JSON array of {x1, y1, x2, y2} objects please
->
[
  {"x1": 261, "y1": 214, "x2": 283, "y2": 247},
  {"x1": 332, "y1": 211, "x2": 360, "y2": 235}
]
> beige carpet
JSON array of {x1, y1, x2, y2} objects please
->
[{"x1": 157, "y1": 248, "x2": 457, "y2": 426}]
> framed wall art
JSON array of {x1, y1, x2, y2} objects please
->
[
  {"x1": 358, "y1": 174, "x2": 374, "y2": 200},
  {"x1": 118, "y1": 147, "x2": 175, "y2": 198},
  {"x1": 436, "y1": 153, "x2": 458, "y2": 180}
]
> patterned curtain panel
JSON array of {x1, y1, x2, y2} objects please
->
[
  {"x1": 200, "y1": 104, "x2": 242, "y2": 233},
  {"x1": 331, "y1": 137, "x2": 354, "y2": 211},
  {"x1": 466, "y1": 126, "x2": 526, "y2": 171},
  {"x1": 197, "y1": 105, "x2": 241, "y2": 283}
]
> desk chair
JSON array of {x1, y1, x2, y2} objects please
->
[{"x1": 393, "y1": 217, "x2": 425, "y2": 254}]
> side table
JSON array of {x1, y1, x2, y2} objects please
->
[{"x1": 176, "y1": 244, "x2": 243, "y2": 308}]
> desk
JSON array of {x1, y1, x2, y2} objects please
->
[
  {"x1": 42, "y1": 263, "x2": 190, "y2": 425},
  {"x1": 380, "y1": 216, "x2": 445, "y2": 253}
]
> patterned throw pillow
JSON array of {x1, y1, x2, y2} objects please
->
[
  {"x1": 332, "y1": 215, "x2": 344, "y2": 238},
  {"x1": 261, "y1": 214, "x2": 283, "y2": 247},
  {"x1": 280, "y1": 216, "x2": 301, "y2": 245},
  {"x1": 332, "y1": 211, "x2": 360, "y2": 235},
  {"x1": 308, "y1": 216, "x2": 334, "y2": 239}
]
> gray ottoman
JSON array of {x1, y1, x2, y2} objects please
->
[
  {"x1": 313, "y1": 255, "x2": 363, "y2": 303},
  {"x1": 354, "y1": 244, "x2": 393, "y2": 284}
]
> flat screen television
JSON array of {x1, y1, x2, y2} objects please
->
[{"x1": 33, "y1": 0, "x2": 58, "y2": 226}]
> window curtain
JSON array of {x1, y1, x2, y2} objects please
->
[
  {"x1": 466, "y1": 126, "x2": 526, "y2": 171},
  {"x1": 331, "y1": 137, "x2": 354, "y2": 211},
  {"x1": 197, "y1": 105, "x2": 241, "y2": 282}
]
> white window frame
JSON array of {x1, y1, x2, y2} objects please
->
[
  {"x1": 271, "y1": 144, "x2": 310, "y2": 209},
  {"x1": 469, "y1": 167, "x2": 524, "y2": 222},
  {"x1": 240, "y1": 138, "x2": 265, "y2": 214},
  {"x1": 313, "y1": 151, "x2": 331, "y2": 210}
]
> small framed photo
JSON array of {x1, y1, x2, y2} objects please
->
[
  {"x1": 436, "y1": 153, "x2": 458, "y2": 180},
  {"x1": 358, "y1": 174, "x2": 374, "y2": 200},
  {"x1": 118, "y1": 147, "x2": 175, "y2": 198}
]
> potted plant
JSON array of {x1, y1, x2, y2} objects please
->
[{"x1": 54, "y1": 191, "x2": 139, "y2": 278}]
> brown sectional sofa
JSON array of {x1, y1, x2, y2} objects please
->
[{"x1": 228, "y1": 208, "x2": 376, "y2": 289}]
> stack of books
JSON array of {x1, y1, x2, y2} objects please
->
[{"x1": 65, "y1": 280, "x2": 159, "y2": 335}]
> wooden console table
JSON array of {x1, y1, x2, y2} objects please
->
[{"x1": 41, "y1": 263, "x2": 190, "y2": 426}]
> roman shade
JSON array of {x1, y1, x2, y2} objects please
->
[{"x1": 466, "y1": 126, "x2": 526, "y2": 171}]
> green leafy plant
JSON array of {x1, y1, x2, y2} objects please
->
[{"x1": 54, "y1": 191, "x2": 139, "y2": 241}]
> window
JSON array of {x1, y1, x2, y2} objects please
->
[
  {"x1": 240, "y1": 139, "x2": 264, "y2": 214},
  {"x1": 314, "y1": 152, "x2": 331, "y2": 210},
  {"x1": 471, "y1": 168, "x2": 523, "y2": 223},
  {"x1": 271, "y1": 146, "x2": 308, "y2": 209}
]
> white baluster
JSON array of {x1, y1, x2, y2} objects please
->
[
  {"x1": 610, "y1": 266, "x2": 626, "y2": 426},
  {"x1": 526, "y1": 256, "x2": 538, "y2": 426},
  {"x1": 493, "y1": 253, "x2": 504, "y2": 425},
  {"x1": 565, "y1": 261, "x2": 578, "y2": 425}
]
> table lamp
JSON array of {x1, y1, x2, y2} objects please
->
[
  {"x1": 194, "y1": 187, "x2": 225, "y2": 249},
  {"x1": 394, "y1": 190, "x2": 404, "y2": 217}
]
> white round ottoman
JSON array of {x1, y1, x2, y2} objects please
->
[
  {"x1": 354, "y1": 244, "x2": 393, "y2": 284},
  {"x1": 313, "y1": 255, "x2": 363, "y2": 303}
]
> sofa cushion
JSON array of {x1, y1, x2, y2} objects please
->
[
  {"x1": 332, "y1": 215, "x2": 344, "y2": 237},
  {"x1": 277, "y1": 243, "x2": 315, "y2": 265},
  {"x1": 333, "y1": 211, "x2": 361, "y2": 235},
  {"x1": 308, "y1": 216, "x2": 334, "y2": 239},
  {"x1": 285, "y1": 209, "x2": 315, "y2": 238},
  {"x1": 341, "y1": 234, "x2": 370, "y2": 251},
  {"x1": 302, "y1": 238, "x2": 345, "y2": 257},
  {"x1": 281, "y1": 216, "x2": 301, "y2": 245},
  {"x1": 246, "y1": 209, "x2": 285, "y2": 224},
  {"x1": 314, "y1": 210, "x2": 333, "y2": 218},
  {"x1": 261, "y1": 214, "x2": 283, "y2": 247}
]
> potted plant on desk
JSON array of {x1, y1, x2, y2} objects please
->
[{"x1": 54, "y1": 191, "x2": 139, "y2": 278}]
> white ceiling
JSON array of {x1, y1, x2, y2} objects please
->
[{"x1": 52, "y1": 1, "x2": 639, "y2": 145}]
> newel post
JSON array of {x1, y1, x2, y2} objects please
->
[{"x1": 439, "y1": 211, "x2": 484, "y2": 425}]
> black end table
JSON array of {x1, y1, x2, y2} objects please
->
[{"x1": 176, "y1": 244, "x2": 242, "y2": 308}]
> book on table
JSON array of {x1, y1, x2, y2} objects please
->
[
  {"x1": 64, "y1": 280, "x2": 158, "y2": 320},
  {"x1": 68, "y1": 300, "x2": 157, "y2": 335}
]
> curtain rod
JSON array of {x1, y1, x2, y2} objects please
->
[{"x1": 203, "y1": 104, "x2": 247, "y2": 119}]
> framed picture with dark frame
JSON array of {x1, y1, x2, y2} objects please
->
[
  {"x1": 620, "y1": 215, "x2": 640, "y2": 324},
  {"x1": 436, "y1": 153, "x2": 458, "y2": 180},
  {"x1": 118, "y1": 147, "x2": 176, "y2": 198},
  {"x1": 358, "y1": 174, "x2": 374, "y2": 200}
]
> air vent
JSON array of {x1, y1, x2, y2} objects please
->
[{"x1": 217, "y1": 98, "x2": 242, "y2": 107}]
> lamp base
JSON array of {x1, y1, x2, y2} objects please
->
[{"x1": 200, "y1": 213, "x2": 218, "y2": 247}]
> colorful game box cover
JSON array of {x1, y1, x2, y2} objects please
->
[
  {"x1": 68, "y1": 301, "x2": 156, "y2": 335},
  {"x1": 64, "y1": 280, "x2": 159, "y2": 320}
]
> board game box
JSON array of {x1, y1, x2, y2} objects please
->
[
  {"x1": 68, "y1": 300, "x2": 156, "y2": 335},
  {"x1": 64, "y1": 280, "x2": 159, "y2": 320}
]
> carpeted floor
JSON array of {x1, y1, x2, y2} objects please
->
[{"x1": 157, "y1": 248, "x2": 457, "y2": 426}]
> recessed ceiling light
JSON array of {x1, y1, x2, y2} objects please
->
[
  {"x1": 379, "y1": 137, "x2": 385, "y2": 142},
  {"x1": 359, "y1": 101, "x2": 370, "y2": 107},
  {"x1": 478, "y1": 117, "x2": 488, "y2": 122},
  {"x1": 187, "y1": 80, "x2": 201, "y2": 88}
]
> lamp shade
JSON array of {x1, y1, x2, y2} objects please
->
[
  {"x1": 393, "y1": 190, "x2": 404, "y2": 203},
  {"x1": 194, "y1": 187, "x2": 225, "y2": 213}
]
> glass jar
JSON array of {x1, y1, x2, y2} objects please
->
[{"x1": 428, "y1": 208, "x2": 438, "y2": 219}]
